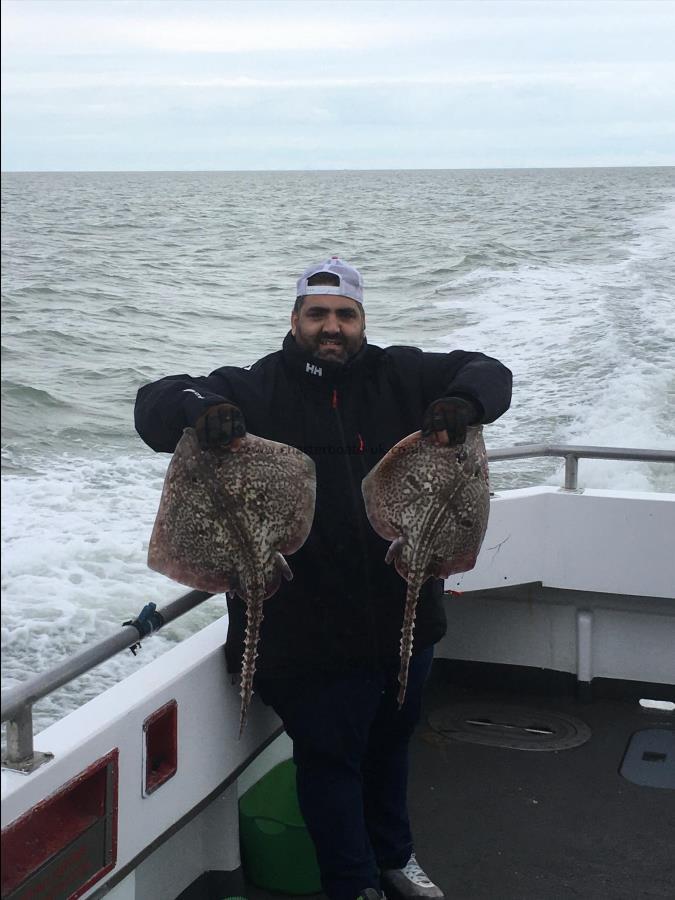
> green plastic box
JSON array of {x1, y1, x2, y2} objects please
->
[{"x1": 239, "y1": 758, "x2": 322, "y2": 895}]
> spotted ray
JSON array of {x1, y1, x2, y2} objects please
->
[
  {"x1": 148, "y1": 428, "x2": 316, "y2": 736},
  {"x1": 362, "y1": 427, "x2": 489, "y2": 706}
]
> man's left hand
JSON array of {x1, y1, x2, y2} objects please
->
[{"x1": 422, "y1": 396, "x2": 478, "y2": 446}]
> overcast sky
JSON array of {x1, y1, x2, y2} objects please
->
[{"x1": 2, "y1": 0, "x2": 674, "y2": 171}]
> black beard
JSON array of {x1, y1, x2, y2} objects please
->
[{"x1": 295, "y1": 331, "x2": 363, "y2": 363}]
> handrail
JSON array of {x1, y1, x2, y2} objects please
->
[
  {"x1": 2, "y1": 443, "x2": 674, "y2": 772},
  {"x1": 487, "y1": 443, "x2": 674, "y2": 462},
  {"x1": 1, "y1": 589, "x2": 213, "y2": 772},
  {"x1": 486, "y1": 443, "x2": 675, "y2": 491}
]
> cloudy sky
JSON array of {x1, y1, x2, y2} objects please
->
[{"x1": 2, "y1": 0, "x2": 674, "y2": 171}]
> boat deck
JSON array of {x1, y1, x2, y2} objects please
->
[{"x1": 245, "y1": 661, "x2": 674, "y2": 900}]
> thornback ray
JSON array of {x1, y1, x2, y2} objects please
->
[
  {"x1": 362, "y1": 427, "x2": 490, "y2": 707},
  {"x1": 148, "y1": 428, "x2": 316, "y2": 736}
]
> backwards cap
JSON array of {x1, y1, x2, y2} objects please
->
[{"x1": 296, "y1": 256, "x2": 364, "y2": 305}]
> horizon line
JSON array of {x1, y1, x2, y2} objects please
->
[{"x1": 3, "y1": 164, "x2": 674, "y2": 175}]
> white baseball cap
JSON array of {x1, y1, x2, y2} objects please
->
[{"x1": 296, "y1": 256, "x2": 364, "y2": 305}]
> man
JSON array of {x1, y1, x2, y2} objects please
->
[{"x1": 135, "y1": 257, "x2": 512, "y2": 900}]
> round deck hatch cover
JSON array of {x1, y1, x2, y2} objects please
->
[{"x1": 428, "y1": 702, "x2": 591, "y2": 751}]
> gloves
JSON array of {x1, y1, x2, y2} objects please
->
[
  {"x1": 194, "y1": 402, "x2": 246, "y2": 450},
  {"x1": 422, "y1": 396, "x2": 479, "y2": 446}
]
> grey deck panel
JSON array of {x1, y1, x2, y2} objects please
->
[{"x1": 244, "y1": 667, "x2": 675, "y2": 900}]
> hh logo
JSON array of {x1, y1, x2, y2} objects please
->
[{"x1": 306, "y1": 362, "x2": 323, "y2": 377}]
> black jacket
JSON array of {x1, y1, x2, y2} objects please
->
[{"x1": 135, "y1": 333, "x2": 512, "y2": 676}]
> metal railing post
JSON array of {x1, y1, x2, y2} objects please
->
[
  {"x1": 564, "y1": 453, "x2": 579, "y2": 491},
  {"x1": 6, "y1": 705, "x2": 33, "y2": 763},
  {"x1": 2, "y1": 704, "x2": 53, "y2": 774}
]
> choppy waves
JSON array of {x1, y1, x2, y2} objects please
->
[{"x1": 426, "y1": 190, "x2": 675, "y2": 491}]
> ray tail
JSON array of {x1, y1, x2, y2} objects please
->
[
  {"x1": 397, "y1": 564, "x2": 425, "y2": 708},
  {"x1": 239, "y1": 580, "x2": 265, "y2": 738}
]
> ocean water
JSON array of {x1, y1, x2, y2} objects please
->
[{"x1": 2, "y1": 168, "x2": 675, "y2": 732}]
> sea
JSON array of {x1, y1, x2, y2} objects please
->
[{"x1": 2, "y1": 168, "x2": 675, "y2": 734}]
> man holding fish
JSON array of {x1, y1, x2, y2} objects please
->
[{"x1": 135, "y1": 257, "x2": 511, "y2": 900}]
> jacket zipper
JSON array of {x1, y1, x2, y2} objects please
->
[
  {"x1": 331, "y1": 388, "x2": 364, "y2": 452},
  {"x1": 329, "y1": 386, "x2": 378, "y2": 656}
]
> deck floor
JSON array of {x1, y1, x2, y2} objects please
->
[{"x1": 244, "y1": 664, "x2": 674, "y2": 900}]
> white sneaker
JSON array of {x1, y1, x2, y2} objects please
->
[{"x1": 381, "y1": 853, "x2": 444, "y2": 899}]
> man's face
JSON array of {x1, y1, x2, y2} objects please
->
[{"x1": 291, "y1": 295, "x2": 366, "y2": 363}]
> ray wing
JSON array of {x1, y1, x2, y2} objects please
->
[
  {"x1": 148, "y1": 429, "x2": 316, "y2": 596},
  {"x1": 362, "y1": 427, "x2": 490, "y2": 706}
]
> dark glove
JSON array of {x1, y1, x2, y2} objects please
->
[
  {"x1": 194, "y1": 402, "x2": 246, "y2": 450},
  {"x1": 422, "y1": 396, "x2": 478, "y2": 446}
]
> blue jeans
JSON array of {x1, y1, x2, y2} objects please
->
[{"x1": 256, "y1": 647, "x2": 434, "y2": 900}]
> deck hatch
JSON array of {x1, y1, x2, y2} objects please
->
[
  {"x1": 427, "y1": 702, "x2": 591, "y2": 751},
  {"x1": 620, "y1": 728, "x2": 675, "y2": 789}
]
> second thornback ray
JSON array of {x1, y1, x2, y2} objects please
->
[
  {"x1": 362, "y1": 427, "x2": 490, "y2": 706},
  {"x1": 148, "y1": 428, "x2": 316, "y2": 736}
]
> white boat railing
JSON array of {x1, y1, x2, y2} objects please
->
[
  {"x1": 487, "y1": 442, "x2": 674, "y2": 491},
  {"x1": 2, "y1": 590, "x2": 214, "y2": 773},
  {"x1": 2, "y1": 443, "x2": 674, "y2": 772}
]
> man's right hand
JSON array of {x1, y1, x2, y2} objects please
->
[{"x1": 194, "y1": 403, "x2": 246, "y2": 450}]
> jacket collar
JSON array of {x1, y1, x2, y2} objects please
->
[{"x1": 282, "y1": 331, "x2": 371, "y2": 386}]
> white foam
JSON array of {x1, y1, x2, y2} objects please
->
[
  {"x1": 425, "y1": 195, "x2": 675, "y2": 492},
  {"x1": 1, "y1": 451, "x2": 229, "y2": 731}
]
